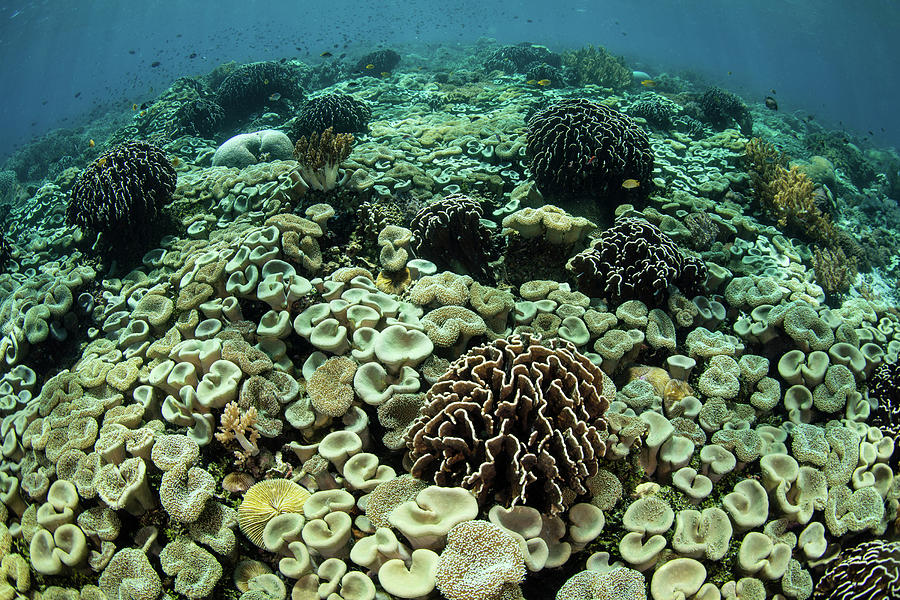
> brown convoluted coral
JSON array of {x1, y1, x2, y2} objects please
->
[
  {"x1": 292, "y1": 126, "x2": 355, "y2": 192},
  {"x1": 813, "y1": 539, "x2": 900, "y2": 600},
  {"x1": 406, "y1": 334, "x2": 614, "y2": 515}
]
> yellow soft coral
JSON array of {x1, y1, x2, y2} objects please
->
[
  {"x1": 745, "y1": 138, "x2": 836, "y2": 244},
  {"x1": 215, "y1": 401, "x2": 260, "y2": 462}
]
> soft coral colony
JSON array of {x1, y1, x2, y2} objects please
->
[{"x1": 0, "y1": 41, "x2": 897, "y2": 600}]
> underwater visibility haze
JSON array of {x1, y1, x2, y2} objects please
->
[{"x1": 0, "y1": 1, "x2": 900, "y2": 599}]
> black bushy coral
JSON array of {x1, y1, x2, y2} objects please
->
[
  {"x1": 291, "y1": 93, "x2": 371, "y2": 139},
  {"x1": 527, "y1": 98, "x2": 654, "y2": 206},
  {"x1": 354, "y1": 49, "x2": 401, "y2": 73},
  {"x1": 410, "y1": 193, "x2": 500, "y2": 283},
  {"x1": 215, "y1": 61, "x2": 304, "y2": 119},
  {"x1": 568, "y1": 216, "x2": 707, "y2": 305},
  {"x1": 698, "y1": 87, "x2": 752, "y2": 135},
  {"x1": 484, "y1": 43, "x2": 561, "y2": 74},
  {"x1": 0, "y1": 231, "x2": 11, "y2": 272},
  {"x1": 67, "y1": 141, "x2": 176, "y2": 240}
]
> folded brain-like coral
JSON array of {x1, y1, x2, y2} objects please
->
[{"x1": 406, "y1": 333, "x2": 614, "y2": 515}]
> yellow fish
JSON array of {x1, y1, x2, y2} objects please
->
[
  {"x1": 622, "y1": 178, "x2": 641, "y2": 189},
  {"x1": 98, "y1": 157, "x2": 107, "y2": 167},
  {"x1": 171, "y1": 157, "x2": 181, "y2": 167},
  {"x1": 380, "y1": 72, "x2": 390, "y2": 77},
  {"x1": 263, "y1": 78, "x2": 269, "y2": 84},
  {"x1": 88, "y1": 139, "x2": 95, "y2": 147},
  {"x1": 140, "y1": 110, "x2": 146, "y2": 117},
  {"x1": 640, "y1": 79, "x2": 656, "y2": 87},
  {"x1": 365, "y1": 63, "x2": 375, "y2": 69},
  {"x1": 131, "y1": 103, "x2": 138, "y2": 111},
  {"x1": 526, "y1": 79, "x2": 538, "y2": 85},
  {"x1": 537, "y1": 79, "x2": 551, "y2": 86}
]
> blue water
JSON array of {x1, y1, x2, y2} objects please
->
[{"x1": 0, "y1": 0, "x2": 898, "y2": 164}]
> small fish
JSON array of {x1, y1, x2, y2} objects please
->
[
  {"x1": 151, "y1": 61, "x2": 160, "y2": 67},
  {"x1": 339, "y1": 53, "x2": 346, "y2": 59},
  {"x1": 268, "y1": 92, "x2": 281, "y2": 101},
  {"x1": 365, "y1": 64, "x2": 375, "y2": 69},
  {"x1": 764, "y1": 96, "x2": 778, "y2": 111},
  {"x1": 140, "y1": 102, "x2": 150, "y2": 110},
  {"x1": 727, "y1": 71, "x2": 733, "y2": 75},
  {"x1": 140, "y1": 110, "x2": 146, "y2": 117},
  {"x1": 263, "y1": 78, "x2": 269, "y2": 84},
  {"x1": 128, "y1": 49, "x2": 135, "y2": 54},
  {"x1": 640, "y1": 79, "x2": 656, "y2": 87},
  {"x1": 622, "y1": 178, "x2": 641, "y2": 189},
  {"x1": 770, "y1": 89, "x2": 776, "y2": 94},
  {"x1": 89, "y1": 139, "x2": 95, "y2": 147},
  {"x1": 380, "y1": 72, "x2": 391, "y2": 78},
  {"x1": 526, "y1": 79, "x2": 538, "y2": 85},
  {"x1": 171, "y1": 157, "x2": 181, "y2": 167},
  {"x1": 537, "y1": 79, "x2": 551, "y2": 86},
  {"x1": 189, "y1": 53, "x2": 197, "y2": 59},
  {"x1": 97, "y1": 157, "x2": 107, "y2": 167},
  {"x1": 132, "y1": 103, "x2": 138, "y2": 111},
  {"x1": 74, "y1": 92, "x2": 81, "y2": 98},
  {"x1": 320, "y1": 51, "x2": 333, "y2": 57}
]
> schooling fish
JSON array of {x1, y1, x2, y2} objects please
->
[{"x1": 764, "y1": 96, "x2": 778, "y2": 111}]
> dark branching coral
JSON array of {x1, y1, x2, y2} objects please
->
[
  {"x1": 868, "y1": 362, "x2": 900, "y2": 439},
  {"x1": 561, "y1": 45, "x2": 631, "y2": 89},
  {"x1": 813, "y1": 540, "x2": 900, "y2": 600},
  {"x1": 215, "y1": 61, "x2": 304, "y2": 119},
  {"x1": 291, "y1": 93, "x2": 372, "y2": 139},
  {"x1": 629, "y1": 95, "x2": 674, "y2": 130},
  {"x1": 698, "y1": 87, "x2": 752, "y2": 135},
  {"x1": 568, "y1": 217, "x2": 707, "y2": 305},
  {"x1": 175, "y1": 98, "x2": 225, "y2": 138},
  {"x1": 354, "y1": 49, "x2": 401, "y2": 73},
  {"x1": 0, "y1": 231, "x2": 10, "y2": 271},
  {"x1": 526, "y1": 98, "x2": 654, "y2": 206},
  {"x1": 292, "y1": 127, "x2": 355, "y2": 192},
  {"x1": 410, "y1": 193, "x2": 499, "y2": 283},
  {"x1": 524, "y1": 62, "x2": 568, "y2": 87},
  {"x1": 406, "y1": 334, "x2": 613, "y2": 515},
  {"x1": 484, "y1": 43, "x2": 561, "y2": 74},
  {"x1": 66, "y1": 141, "x2": 176, "y2": 237}
]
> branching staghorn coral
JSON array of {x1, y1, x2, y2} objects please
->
[{"x1": 292, "y1": 126, "x2": 354, "y2": 192}]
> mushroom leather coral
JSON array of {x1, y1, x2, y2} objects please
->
[{"x1": 406, "y1": 334, "x2": 613, "y2": 515}]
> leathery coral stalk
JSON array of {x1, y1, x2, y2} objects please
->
[
  {"x1": 292, "y1": 126, "x2": 354, "y2": 192},
  {"x1": 215, "y1": 401, "x2": 261, "y2": 460}
]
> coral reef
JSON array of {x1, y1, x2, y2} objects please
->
[
  {"x1": 66, "y1": 140, "x2": 177, "y2": 241},
  {"x1": 562, "y1": 45, "x2": 632, "y2": 89},
  {"x1": 215, "y1": 61, "x2": 305, "y2": 120},
  {"x1": 410, "y1": 193, "x2": 500, "y2": 282},
  {"x1": 813, "y1": 540, "x2": 900, "y2": 599},
  {"x1": 568, "y1": 216, "x2": 708, "y2": 305},
  {"x1": 698, "y1": 87, "x2": 753, "y2": 135},
  {"x1": 526, "y1": 98, "x2": 654, "y2": 207},
  {"x1": 484, "y1": 43, "x2": 561, "y2": 74},
  {"x1": 290, "y1": 92, "x2": 372, "y2": 139},
  {"x1": 354, "y1": 49, "x2": 401, "y2": 74},
  {"x1": 407, "y1": 334, "x2": 613, "y2": 514},
  {"x1": 292, "y1": 127, "x2": 355, "y2": 192}
]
